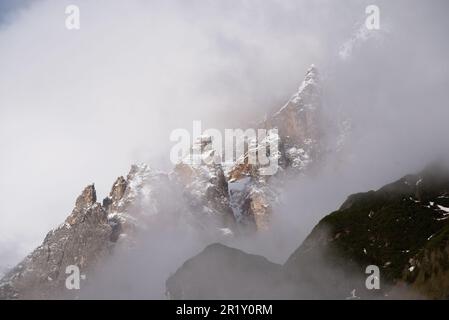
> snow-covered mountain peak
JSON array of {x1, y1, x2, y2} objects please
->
[
  {"x1": 0, "y1": 64, "x2": 345, "y2": 299},
  {"x1": 285, "y1": 64, "x2": 320, "y2": 111}
]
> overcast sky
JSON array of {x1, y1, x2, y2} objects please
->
[{"x1": 1, "y1": 0, "x2": 448, "y2": 270}]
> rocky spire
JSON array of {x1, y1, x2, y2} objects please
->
[
  {"x1": 225, "y1": 65, "x2": 326, "y2": 232},
  {"x1": 276, "y1": 64, "x2": 320, "y2": 115},
  {"x1": 264, "y1": 64, "x2": 323, "y2": 170},
  {"x1": 304, "y1": 64, "x2": 318, "y2": 83},
  {"x1": 0, "y1": 183, "x2": 112, "y2": 299},
  {"x1": 102, "y1": 177, "x2": 127, "y2": 212},
  {"x1": 110, "y1": 177, "x2": 127, "y2": 201},
  {"x1": 75, "y1": 184, "x2": 97, "y2": 210}
]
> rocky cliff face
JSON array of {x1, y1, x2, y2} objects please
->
[
  {"x1": 171, "y1": 136, "x2": 236, "y2": 234},
  {"x1": 267, "y1": 64, "x2": 324, "y2": 169},
  {"x1": 0, "y1": 65, "x2": 341, "y2": 299},
  {"x1": 0, "y1": 185, "x2": 112, "y2": 299},
  {"x1": 226, "y1": 65, "x2": 329, "y2": 232}
]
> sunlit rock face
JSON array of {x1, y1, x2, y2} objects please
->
[
  {"x1": 269, "y1": 65, "x2": 323, "y2": 163},
  {"x1": 226, "y1": 65, "x2": 327, "y2": 232}
]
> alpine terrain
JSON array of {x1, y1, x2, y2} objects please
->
[{"x1": 0, "y1": 65, "x2": 343, "y2": 299}]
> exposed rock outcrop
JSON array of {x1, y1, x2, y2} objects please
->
[
  {"x1": 171, "y1": 136, "x2": 236, "y2": 232},
  {"x1": 226, "y1": 65, "x2": 326, "y2": 232},
  {"x1": 0, "y1": 185, "x2": 112, "y2": 299}
]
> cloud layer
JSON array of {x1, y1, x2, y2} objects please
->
[{"x1": 1, "y1": 0, "x2": 448, "y2": 288}]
